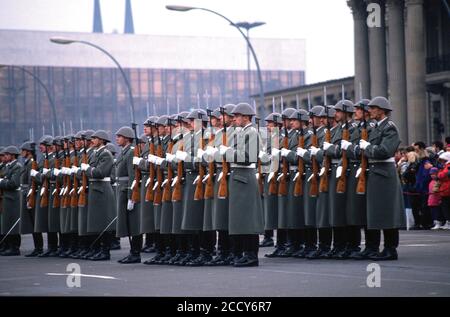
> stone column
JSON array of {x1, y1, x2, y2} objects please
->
[
  {"x1": 347, "y1": 0, "x2": 371, "y2": 100},
  {"x1": 366, "y1": 0, "x2": 388, "y2": 97},
  {"x1": 386, "y1": 0, "x2": 408, "y2": 144},
  {"x1": 405, "y1": 0, "x2": 427, "y2": 143}
]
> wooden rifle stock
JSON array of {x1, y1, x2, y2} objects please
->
[
  {"x1": 172, "y1": 141, "x2": 183, "y2": 202},
  {"x1": 131, "y1": 125, "x2": 141, "y2": 203},
  {"x1": 319, "y1": 127, "x2": 331, "y2": 193},
  {"x1": 309, "y1": 133, "x2": 319, "y2": 197},
  {"x1": 356, "y1": 124, "x2": 368, "y2": 194},
  {"x1": 27, "y1": 149, "x2": 38, "y2": 209},
  {"x1": 70, "y1": 149, "x2": 79, "y2": 208},
  {"x1": 52, "y1": 150, "x2": 61, "y2": 208},
  {"x1": 268, "y1": 131, "x2": 279, "y2": 196},
  {"x1": 40, "y1": 149, "x2": 50, "y2": 208},
  {"x1": 278, "y1": 126, "x2": 289, "y2": 196},
  {"x1": 194, "y1": 128, "x2": 205, "y2": 201},
  {"x1": 204, "y1": 129, "x2": 215, "y2": 200},
  {"x1": 153, "y1": 136, "x2": 163, "y2": 206},
  {"x1": 78, "y1": 140, "x2": 88, "y2": 207},
  {"x1": 162, "y1": 137, "x2": 174, "y2": 203},
  {"x1": 62, "y1": 146, "x2": 72, "y2": 208},
  {"x1": 145, "y1": 136, "x2": 155, "y2": 202},
  {"x1": 293, "y1": 129, "x2": 305, "y2": 196},
  {"x1": 217, "y1": 125, "x2": 229, "y2": 199},
  {"x1": 336, "y1": 125, "x2": 350, "y2": 193}
]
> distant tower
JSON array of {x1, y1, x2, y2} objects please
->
[
  {"x1": 124, "y1": 0, "x2": 135, "y2": 34},
  {"x1": 93, "y1": 0, "x2": 103, "y2": 33}
]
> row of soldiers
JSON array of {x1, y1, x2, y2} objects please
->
[{"x1": 0, "y1": 96, "x2": 405, "y2": 266}]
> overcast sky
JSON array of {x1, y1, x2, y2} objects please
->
[{"x1": 0, "y1": 0, "x2": 354, "y2": 84}]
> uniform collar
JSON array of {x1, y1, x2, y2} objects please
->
[
  {"x1": 377, "y1": 117, "x2": 388, "y2": 126},
  {"x1": 95, "y1": 145, "x2": 106, "y2": 153},
  {"x1": 243, "y1": 123, "x2": 252, "y2": 130}
]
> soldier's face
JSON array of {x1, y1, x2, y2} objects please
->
[
  {"x1": 211, "y1": 117, "x2": 219, "y2": 127},
  {"x1": 313, "y1": 117, "x2": 321, "y2": 127},
  {"x1": 116, "y1": 135, "x2": 127, "y2": 146},
  {"x1": 319, "y1": 117, "x2": 327, "y2": 126},
  {"x1": 91, "y1": 137, "x2": 101, "y2": 147},
  {"x1": 355, "y1": 108, "x2": 364, "y2": 120},
  {"x1": 4, "y1": 154, "x2": 13, "y2": 162},
  {"x1": 143, "y1": 125, "x2": 151, "y2": 136},
  {"x1": 39, "y1": 144, "x2": 45, "y2": 153},
  {"x1": 368, "y1": 106, "x2": 383, "y2": 120},
  {"x1": 290, "y1": 119, "x2": 300, "y2": 129},
  {"x1": 335, "y1": 110, "x2": 344, "y2": 122},
  {"x1": 157, "y1": 125, "x2": 165, "y2": 135}
]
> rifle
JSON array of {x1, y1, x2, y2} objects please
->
[
  {"x1": 145, "y1": 124, "x2": 155, "y2": 202},
  {"x1": 62, "y1": 140, "x2": 72, "y2": 208},
  {"x1": 278, "y1": 116, "x2": 289, "y2": 196},
  {"x1": 52, "y1": 143, "x2": 61, "y2": 208},
  {"x1": 194, "y1": 114, "x2": 206, "y2": 201},
  {"x1": 309, "y1": 123, "x2": 319, "y2": 197},
  {"x1": 319, "y1": 106, "x2": 331, "y2": 193},
  {"x1": 268, "y1": 118, "x2": 279, "y2": 195},
  {"x1": 255, "y1": 117, "x2": 264, "y2": 195},
  {"x1": 131, "y1": 123, "x2": 141, "y2": 203},
  {"x1": 78, "y1": 135, "x2": 88, "y2": 207},
  {"x1": 172, "y1": 116, "x2": 184, "y2": 202},
  {"x1": 204, "y1": 110, "x2": 215, "y2": 200},
  {"x1": 293, "y1": 116, "x2": 305, "y2": 196},
  {"x1": 336, "y1": 104, "x2": 350, "y2": 194},
  {"x1": 217, "y1": 107, "x2": 229, "y2": 199},
  {"x1": 162, "y1": 119, "x2": 174, "y2": 202},
  {"x1": 70, "y1": 137, "x2": 79, "y2": 207},
  {"x1": 40, "y1": 145, "x2": 50, "y2": 207},
  {"x1": 27, "y1": 143, "x2": 38, "y2": 209},
  {"x1": 153, "y1": 127, "x2": 163, "y2": 206},
  {"x1": 356, "y1": 115, "x2": 368, "y2": 195}
]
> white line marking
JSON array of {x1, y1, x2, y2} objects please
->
[{"x1": 46, "y1": 273, "x2": 117, "y2": 280}]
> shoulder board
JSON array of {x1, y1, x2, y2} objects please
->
[
  {"x1": 351, "y1": 122, "x2": 358, "y2": 128},
  {"x1": 130, "y1": 146, "x2": 135, "y2": 150},
  {"x1": 369, "y1": 122, "x2": 376, "y2": 127},
  {"x1": 308, "y1": 130, "x2": 313, "y2": 135}
]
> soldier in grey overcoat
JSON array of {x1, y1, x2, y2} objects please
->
[{"x1": 0, "y1": 146, "x2": 23, "y2": 256}]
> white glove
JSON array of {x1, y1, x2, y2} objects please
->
[
  {"x1": 197, "y1": 148, "x2": 205, "y2": 159},
  {"x1": 217, "y1": 171, "x2": 224, "y2": 182},
  {"x1": 166, "y1": 153, "x2": 175, "y2": 163},
  {"x1": 319, "y1": 166, "x2": 326, "y2": 177},
  {"x1": 267, "y1": 172, "x2": 275, "y2": 182},
  {"x1": 281, "y1": 148, "x2": 291, "y2": 157},
  {"x1": 271, "y1": 148, "x2": 280, "y2": 157},
  {"x1": 155, "y1": 157, "x2": 165, "y2": 166},
  {"x1": 81, "y1": 163, "x2": 90, "y2": 171},
  {"x1": 359, "y1": 140, "x2": 370, "y2": 150},
  {"x1": 293, "y1": 172, "x2": 300, "y2": 181},
  {"x1": 71, "y1": 166, "x2": 79, "y2": 174},
  {"x1": 171, "y1": 176, "x2": 178, "y2": 187},
  {"x1": 336, "y1": 166, "x2": 343, "y2": 178},
  {"x1": 42, "y1": 168, "x2": 51, "y2": 176},
  {"x1": 175, "y1": 150, "x2": 188, "y2": 161},
  {"x1": 355, "y1": 167, "x2": 362, "y2": 178},
  {"x1": 309, "y1": 146, "x2": 320, "y2": 156},
  {"x1": 297, "y1": 147, "x2": 307, "y2": 158},
  {"x1": 258, "y1": 150, "x2": 267, "y2": 160},
  {"x1": 53, "y1": 168, "x2": 61, "y2": 176},
  {"x1": 323, "y1": 142, "x2": 332, "y2": 151},
  {"x1": 127, "y1": 199, "x2": 134, "y2": 211},
  {"x1": 219, "y1": 145, "x2": 230, "y2": 156},
  {"x1": 133, "y1": 156, "x2": 142, "y2": 166},
  {"x1": 30, "y1": 169, "x2": 38, "y2": 177},
  {"x1": 192, "y1": 175, "x2": 200, "y2": 185},
  {"x1": 341, "y1": 140, "x2": 352, "y2": 150},
  {"x1": 205, "y1": 146, "x2": 218, "y2": 156},
  {"x1": 147, "y1": 155, "x2": 157, "y2": 164},
  {"x1": 255, "y1": 173, "x2": 260, "y2": 180}
]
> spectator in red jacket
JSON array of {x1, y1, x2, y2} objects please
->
[
  {"x1": 429, "y1": 168, "x2": 443, "y2": 230},
  {"x1": 438, "y1": 152, "x2": 450, "y2": 230}
]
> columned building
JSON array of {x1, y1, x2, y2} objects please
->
[{"x1": 347, "y1": 0, "x2": 450, "y2": 145}]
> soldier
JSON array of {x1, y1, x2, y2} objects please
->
[
  {"x1": 219, "y1": 103, "x2": 264, "y2": 267},
  {"x1": 105, "y1": 142, "x2": 121, "y2": 251},
  {"x1": 353, "y1": 96, "x2": 405, "y2": 260},
  {"x1": 138, "y1": 116, "x2": 158, "y2": 254},
  {"x1": 0, "y1": 146, "x2": 23, "y2": 256},
  {"x1": 341, "y1": 99, "x2": 372, "y2": 259},
  {"x1": 31, "y1": 135, "x2": 59, "y2": 257},
  {"x1": 0, "y1": 147, "x2": 5, "y2": 253},
  {"x1": 115, "y1": 126, "x2": 142, "y2": 264},
  {"x1": 19, "y1": 142, "x2": 44, "y2": 257},
  {"x1": 78, "y1": 130, "x2": 116, "y2": 260},
  {"x1": 262, "y1": 112, "x2": 282, "y2": 256},
  {"x1": 296, "y1": 106, "x2": 326, "y2": 258}
]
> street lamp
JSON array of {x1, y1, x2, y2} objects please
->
[
  {"x1": 166, "y1": 5, "x2": 266, "y2": 116},
  {"x1": 0, "y1": 64, "x2": 58, "y2": 138},
  {"x1": 234, "y1": 21, "x2": 266, "y2": 102},
  {"x1": 50, "y1": 37, "x2": 136, "y2": 124}
]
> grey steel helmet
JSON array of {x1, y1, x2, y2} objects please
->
[
  {"x1": 334, "y1": 100, "x2": 355, "y2": 113},
  {"x1": 52, "y1": 136, "x2": 64, "y2": 146},
  {"x1": 231, "y1": 102, "x2": 255, "y2": 116},
  {"x1": 368, "y1": 96, "x2": 392, "y2": 111},
  {"x1": 354, "y1": 99, "x2": 371, "y2": 111},
  {"x1": 144, "y1": 116, "x2": 158, "y2": 126},
  {"x1": 3, "y1": 145, "x2": 20, "y2": 155},
  {"x1": 74, "y1": 131, "x2": 84, "y2": 139},
  {"x1": 64, "y1": 134, "x2": 74, "y2": 143},
  {"x1": 21, "y1": 141, "x2": 34, "y2": 152},
  {"x1": 210, "y1": 108, "x2": 222, "y2": 119},
  {"x1": 84, "y1": 130, "x2": 95, "y2": 140},
  {"x1": 309, "y1": 105, "x2": 325, "y2": 117},
  {"x1": 106, "y1": 143, "x2": 117, "y2": 155},
  {"x1": 281, "y1": 107, "x2": 296, "y2": 119},
  {"x1": 0, "y1": 147, "x2": 5, "y2": 155},
  {"x1": 298, "y1": 109, "x2": 310, "y2": 122},
  {"x1": 39, "y1": 135, "x2": 53, "y2": 146},
  {"x1": 177, "y1": 111, "x2": 190, "y2": 123},
  {"x1": 156, "y1": 115, "x2": 169, "y2": 126},
  {"x1": 221, "y1": 104, "x2": 236, "y2": 116},
  {"x1": 187, "y1": 109, "x2": 209, "y2": 122},
  {"x1": 326, "y1": 106, "x2": 336, "y2": 118},
  {"x1": 264, "y1": 112, "x2": 282, "y2": 124},
  {"x1": 115, "y1": 126, "x2": 134, "y2": 139},
  {"x1": 92, "y1": 129, "x2": 111, "y2": 143}
]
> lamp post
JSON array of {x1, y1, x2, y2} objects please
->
[
  {"x1": 50, "y1": 37, "x2": 136, "y2": 124},
  {"x1": 166, "y1": 5, "x2": 266, "y2": 116},
  {"x1": 235, "y1": 21, "x2": 265, "y2": 101},
  {"x1": 0, "y1": 64, "x2": 58, "y2": 139}
]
